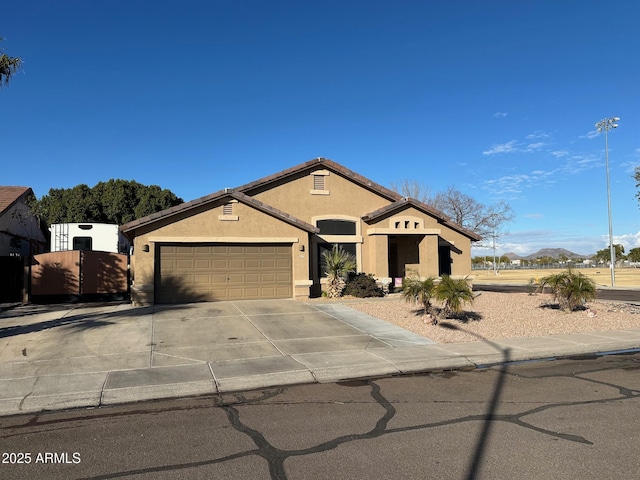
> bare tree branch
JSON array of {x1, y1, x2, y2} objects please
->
[{"x1": 390, "y1": 181, "x2": 514, "y2": 240}]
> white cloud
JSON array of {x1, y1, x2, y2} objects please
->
[
  {"x1": 620, "y1": 160, "x2": 640, "y2": 174},
  {"x1": 580, "y1": 130, "x2": 600, "y2": 140},
  {"x1": 482, "y1": 133, "x2": 549, "y2": 156},
  {"x1": 525, "y1": 131, "x2": 550, "y2": 140},
  {"x1": 562, "y1": 154, "x2": 601, "y2": 174},
  {"x1": 612, "y1": 231, "x2": 640, "y2": 251},
  {"x1": 482, "y1": 169, "x2": 556, "y2": 196},
  {"x1": 482, "y1": 140, "x2": 518, "y2": 155},
  {"x1": 525, "y1": 213, "x2": 544, "y2": 218},
  {"x1": 525, "y1": 142, "x2": 546, "y2": 151},
  {"x1": 493, "y1": 112, "x2": 508, "y2": 118},
  {"x1": 551, "y1": 150, "x2": 569, "y2": 157}
]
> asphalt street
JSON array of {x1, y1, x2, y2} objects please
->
[
  {"x1": 2, "y1": 352, "x2": 639, "y2": 480},
  {"x1": 474, "y1": 283, "x2": 640, "y2": 303}
]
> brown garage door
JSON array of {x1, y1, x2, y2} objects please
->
[{"x1": 156, "y1": 243, "x2": 292, "y2": 303}]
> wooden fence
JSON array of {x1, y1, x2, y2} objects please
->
[{"x1": 31, "y1": 251, "x2": 128, "y2": 297}]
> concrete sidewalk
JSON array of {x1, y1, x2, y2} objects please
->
[{"x1": 1, "y1": 299, "x2": 639, "y2": 417}]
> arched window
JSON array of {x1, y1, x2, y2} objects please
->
[{"x1": 317, "y1": 219, "x2": 356, "y2": 235}]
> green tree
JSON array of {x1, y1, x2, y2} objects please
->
[
  {"x1": 30, "y1": 180, "x2": 183, "y2": 226},
  {"x1": 594, "y1": 244, "x2": 625, "y2": 264},
  {"x1": 628, "y1": 247, "x2": 640, "y2": 263},
  {"x1": 539, "y1": 269, "x2": 596, "y2": 312},
  {"x1": 0, "y1": 37, "x2": 22, "y2": 87},
  {"x1": 434, "y1": 275, "x2": 475, "y2": 318},
  {"x1": 321, "y1": 245, "x2": 357, "y2": 298},
  {"x1": 536, "y1": 255, "x2": 555, "y2": 265}
]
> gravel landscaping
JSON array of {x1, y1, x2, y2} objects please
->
[{"x1": 331, "y1": 291, "x2": 640, "y2": 343}]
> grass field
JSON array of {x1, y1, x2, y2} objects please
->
[{"x1": 471, "y1": 267, "x2": 640, "y2": 288}]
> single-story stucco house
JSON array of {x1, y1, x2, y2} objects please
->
[{"x1": 120, "y1": 158, "x2": 480, "y2": 304}]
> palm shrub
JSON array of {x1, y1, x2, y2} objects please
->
[
  {"x1": 401, "y1": 275, "x2": 437, "y2": 319},
  {"x1": 321, "y1": 245, "x2": 357, "y2": 298},
  {"x1": 539, "y1": 269, "x2": 596, "y2": 312},
  {"x1": 435, "y1": 275, "x2": 475, "y2": 318}
]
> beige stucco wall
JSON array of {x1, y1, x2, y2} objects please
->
[
  {"x1": 129, "y1": 200, "x2": 311, "y2": 304},
  {"x1": 251, "y1": 170, "x2": 391, "y2": 278},
  {"x1": 251, "y1": 170, "x2": 391, "y2": 222},
  {"x1": 252, "y1": 174, "x2": 475, "y2": 282},
  {"x1": 445, "y1": 229, "x2": 473, "y2": 277}
]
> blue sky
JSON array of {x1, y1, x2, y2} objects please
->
[{"x1": 3, "y1": 1, "x2": 639, "y2": 257}]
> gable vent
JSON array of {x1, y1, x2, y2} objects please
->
[{"x1": 313, "y1": 174, "x2": 325, "y2": 190}]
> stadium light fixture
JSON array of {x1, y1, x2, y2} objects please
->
[{"x1": 595, "y1": 116, "x2": 620, "y2": 287}]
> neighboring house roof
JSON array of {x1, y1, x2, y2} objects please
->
[
  {"x1": 120, "y1": 189, "x2": 319, "y2": 238},
  {"x1": 0, "y1": 186, "x2": 32, "y2": 217},
  {"x1": 362, "y1": 197, "x2": 481, "y2": 241}
]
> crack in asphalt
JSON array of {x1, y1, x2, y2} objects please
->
[{"x1": 82, "y1": 367, "x2": 639, "y2": 480}]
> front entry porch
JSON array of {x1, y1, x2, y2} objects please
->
[{"x1": 388, "y1": 235, "x2": 452, "y2": 279}]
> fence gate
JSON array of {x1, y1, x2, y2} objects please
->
[{"x1": 30, "y1": 251, "x2": 129, "y2": 299}]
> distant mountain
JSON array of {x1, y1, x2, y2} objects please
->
[{"x1": 504, "y1": 248, "x2": 590, "y2": 261}]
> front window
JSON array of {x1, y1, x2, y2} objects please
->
[
  {"x1": 317, "y1": 219, "x2": 356, "y2": 235},
  {"x1": 318, "y1": 242, "x2": 357, "y2": 277}
]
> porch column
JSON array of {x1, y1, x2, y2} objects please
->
[
  {"x1": 368, "y1": 234, "x2": 389, "y2": 280},
  {"x1": 419, "y1": 235, "x2": 440, "y2": 278}
]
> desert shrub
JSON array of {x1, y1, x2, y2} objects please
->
[
  {"x1": 434, "y1": 275, "x2": 475, "y2": 318},
  {"x1": 401, "y1": 275, "x2": 437, "y2": 318},
  {"x1": 343, "y1": 273, "x2": 385, "y2": 298},
  {"x1": 539, "y1": 269, "x2": 596, "y2": 311}
]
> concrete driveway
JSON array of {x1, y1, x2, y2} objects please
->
[
  {"x1": 3, "y1": 298, "x2": 638, "y2": 416},
  {"x1": 0, "y1": 299, "x2": 434, "y2": 415}
]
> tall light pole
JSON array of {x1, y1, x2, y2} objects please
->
[{"x1": 595, "y1": 116, "x2": 620, "y2": 287}]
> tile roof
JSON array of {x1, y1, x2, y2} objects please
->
[
  {"x1": 362, "y1": 197, "x2": 482, "y2": 241},
  {"x1": 0, "y1": 186, "x2": 31, "y2": 216},
  {"x1": 119, "y1": 157, "x2": 479, "y2": 242},
  {"x1": 237, "y1": 157, "x2": 403, "y2": 202},
  {"x1": 120, "y1": 188, "x2": 318, "y2": 237}
]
